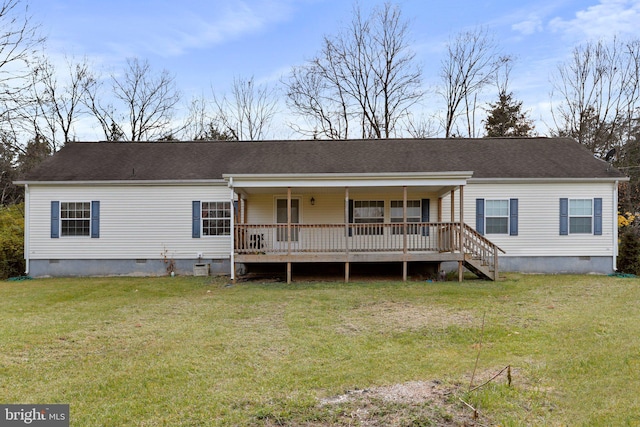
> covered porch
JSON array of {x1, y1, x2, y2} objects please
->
[{"x1": 224, "y1": 172, "x2": 503, "y2": 283}]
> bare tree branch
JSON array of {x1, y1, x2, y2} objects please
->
[
  {"x1": 284, "y1": 2, "x2": 422, "y2": 139},
  {"x1": 439, "y1": 27, "x2": 505, "y2": 138},
  {"x1": 550, "y1": 37, "x2": 640, "y2": 157},
  {"x1": 212, "y1": 75, "x2": 278, "y2": 141}
]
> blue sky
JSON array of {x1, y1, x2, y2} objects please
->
[{"x1": 31, "y1": 0, "x2": 640, "y2": 139}]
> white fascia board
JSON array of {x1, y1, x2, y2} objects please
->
[
  {"x1": 14, "y1": 179, "x2": 228, "y2": 186},
  {"x1": 224, "y1": 172, "x2": 474, "y2": 189},
  {"x1": 468, "y1": 177, "x2": 629, "y2": 184}
]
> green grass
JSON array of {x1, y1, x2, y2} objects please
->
[{"x1": 1, "y1": 274, "x2": 640, "y2": 425}]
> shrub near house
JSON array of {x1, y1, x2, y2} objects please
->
[{"x1": 0, "y1": 203, "x2": 25, "y2": 279}]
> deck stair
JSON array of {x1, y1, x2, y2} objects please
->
[{"x1": 461, "y1": 224, "x2": 505, "y2": 281}]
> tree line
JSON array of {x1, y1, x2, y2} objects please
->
[{"x1": 1, "y1": 0, "x2": 640, "y2": 208}]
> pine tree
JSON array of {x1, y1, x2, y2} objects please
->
[{"x1": 484, "y1": 91, "x2": 534, "y2": 137}]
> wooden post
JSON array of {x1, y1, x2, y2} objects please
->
[
  {"x1": 230, "y1": 187, "x2": 236, "y2": 283},
  {"x1": 459, "y1": 185, "x2": 465, "y2": 255},
  {"x1": 345, "y1": 187, "x2": 350, "y2": 283},
  {"x1": 345, "y1": 262, "x2": 350, "y2": 283},
  {"x1": 450, "y1": 189, "x2": 455, "y2": 252},
  {"x1": 403, "y1": 186, "x2": 407, "y2": 282},
  {"x1": 458, "y1": 261, "x2": 463, "y2": 282},
  {"x1": 287, "y1": 187, "x2": 291, "y2": 284}
]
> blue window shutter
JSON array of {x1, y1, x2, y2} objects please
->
[
  {"x1": 51, "y1": 201, "x2": 60, "y2": 238},
  {"x1": 594, "y1": 198, "x2": 602, "y2": 235},
  {"x1": 421, "y1": 199, "x2": 430, "y2": 236},
  {"x1": 560, "y1": 198, "x2": 569, "y2": 235},
  {"x1": 91, "y1": 201, "x2": 100, "y2": 238},
  {"x1": 509, "y1": 198, "x2": 518, "y2": 236},
  {"x1": 476, "y1": 199, "x2": 485, "y2": 235},
  {"x1": 192, "y1": 201, "x2": 201, "y2": 238},
  {"x1": 348, "y1": 199, "x2": 354, "y2": 237}
]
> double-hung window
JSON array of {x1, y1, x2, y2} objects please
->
[
  {"x1": 390, "y1": 200, "x2": 421, "y2": 234},
  {"x1": 485, "y1": 200, "x2": 509, "y2": 234},
  {"x1": 51, "y1": 200, "x2": 99, "y2": 238},
  {"x1": 353, "y1": 200, "x2": 384, "y2": 235},
  {"x1": 201, "y1": 201, "x2": 231, "y2": 236},
  {"x1": 60, "y1": 202, "x2": 91, "y2": 236},
  {"x1": 569, "y1": 199, "x2": 593, "y2": 234},
  {"x1": 560, "y1": 198, "x2": 601, "y2": 236}
]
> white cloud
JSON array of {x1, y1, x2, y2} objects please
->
[
  {"x1": 141, "y1": 1, "x2": 297, "y2": 57},
  {"x1": 549, "y1": 0, "x2": 640, "y2": 40},
  {"x1": 512, "y1": 16, "x2": 543, "y2": 35}
]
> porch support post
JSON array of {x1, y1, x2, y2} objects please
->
[
  {"x1": 403, "y1": 186, "x2": 407, "y2": 282},
  {"x1": 287, "y1": 187, "x2": 292, "y2": 284},
  {"x1": 230, "y1": 185, "x2": 235, "y2": 283},
  {"x1": 450, "y1": 189, "x2": 455, "y2": 252},
  {"x1": 458, "y1": 186, "x2": 465, "y2": 283},
  {"x1": 344, "y1": 187, "x2": 350, "y2": 283},
  {"x1": 459, "y1": 184, "x2": 465, "y2": 255}
]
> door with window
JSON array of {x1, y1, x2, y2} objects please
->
[{"x1": 276, "y1": 198, "x2": 299, "y2": 246}]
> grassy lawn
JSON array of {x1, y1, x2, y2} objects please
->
[{"x1": 1, "y1": 274, "x2": 640, "y2": 426}]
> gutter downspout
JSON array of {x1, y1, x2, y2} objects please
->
[
  {"x1": 24, "y1": 184, "x2": 29, "y2": 275},
  {"x1": 228, "y1": 177, "x2": 235, "y2": 281},
  {"x1": 613, "y1": 180, "x2": 619, "y2": 272}
]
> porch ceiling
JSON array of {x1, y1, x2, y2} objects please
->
[{"x1": 224, "y1": 172, "x2": 472, "y2": 196}]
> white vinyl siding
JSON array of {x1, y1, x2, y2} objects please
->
[
  {"x1": 28, "y1": 184, "x2": 232, "y2": 260},
  {"x1": 460, "y1": 182, "x2": 616, "y2": 257}
]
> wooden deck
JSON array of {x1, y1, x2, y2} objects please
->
[{"x1": 233, "y1": 223, "x2": 504, "y2": 281}]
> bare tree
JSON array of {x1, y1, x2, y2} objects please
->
[
  {"x1": 439, "y1": 27, "x2": 506, "y2": 138},
  {"x1": 404, "y1": 113, "x2": 439, "y2": 138},
  {"x1": 84, "y1": 58, "x2": 181, "y2": 141},
  {"x1": 30, "y1": 56, "x2": 92, "y2": 150},
  {"x1": 550, "y1": 38, "x2": 640, "y2": 157},
  {"x1": 181, "y1": 94, "x2": 235, "y2": 141},
  {"x1": 0, "y1": 0, "x2": 44, "y2": 125},
  {"x1": 284, "y1": 2, "x2": 422, "y2": 139},
  {"x1": 212, "y1": 75, "x2": 277, "y2": 141}
]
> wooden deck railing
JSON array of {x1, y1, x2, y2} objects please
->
[
  {"x1": 461, "y1": 223, "x2": 505, "y2": 278},
  {"x1": 235, "y1": 223, "x2": 461, "y2": 254}
]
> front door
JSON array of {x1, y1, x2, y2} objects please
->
[{"x1": 276, "y1": 198, "x2": 299, "y2": 242}]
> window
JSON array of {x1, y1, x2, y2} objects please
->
[
  {"x1": 60, "y1": 202, "x2": 91, "y2": 236},
  {"x1": 390, "y1": 200, "x2": 421, "y2": 234},
  {"x1": 202, "y1": 201, "x2": 231, "y2": 236},
  {"x1": 485, "y1": 200, "x2": 509, "y2": 234},
  {"x1": 569, "y1": 199, "x2": 592, "y2": 234},
  {"x1": 354, "y1": 200, "x2": 384, "y2": 235},
  {"x1": 276, "y1": 198, "x2": 299, "y2": 242}
]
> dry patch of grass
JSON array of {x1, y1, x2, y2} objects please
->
[
  {"x1": 337, "y1": 301, "x2": 476, "y2": 336},
  {"x1": 2, "y1": 274, "x2": 640, "y2": 426}
]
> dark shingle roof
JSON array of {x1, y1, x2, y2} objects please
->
[{"x1": 19, "y1": 137, "x2": 626, "y2": 182}]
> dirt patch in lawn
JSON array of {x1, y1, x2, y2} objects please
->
[
  {"x1": 314, "y1": 380, "x2": 487, "y2": 426},
  {"x1": 337, "y1": 301, "x2": 476, "y2": 335}
]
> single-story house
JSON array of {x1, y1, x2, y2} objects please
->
[{"x1": 16, "y1": 137, "x2": 627, "y2": 282}]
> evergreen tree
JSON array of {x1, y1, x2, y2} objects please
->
[{"x1": 484, "y1": 91, "x2": 534, "y2": 137}]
